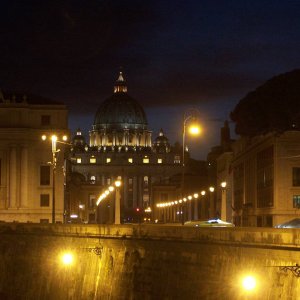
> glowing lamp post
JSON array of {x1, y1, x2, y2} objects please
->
[
  {"x1": 241, "y1": 275, "x2": 257, "y2": 292},
  {"x1": 114, "y1": 179, "x2": 122, "y2": 224},
  {"x1": 198, "y1": 190, "x2": 206, "y2": 219},
  {"x1": 220, "y1": 181, "x2": 227, "y2": 221},
  {"x1": 61, "y1": 252, "x2": 74, "y2": 266},
  {"x1": 42, "y1": 134, "x2": 68, "y2": 224},
  {"x1": 181, "y1": 109, "x2": 202, "y2": 224},
  {"x1": 209, "y1": 186, "x2": 215, "y2": 219}
]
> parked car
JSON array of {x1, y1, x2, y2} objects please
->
[
  {"x1": 274, "y1": 218, "x2": 300, "y2": 228},
  {"x1": 184, "y1": 218, "x2": 235, "y2": 227},
  {"x1": 66, "y1": 217, "x2": 83, "y2": 224}
]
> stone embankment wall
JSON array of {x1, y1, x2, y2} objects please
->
[{"x1": 0, "y1": 224, "x2": 299, "y2": 299}]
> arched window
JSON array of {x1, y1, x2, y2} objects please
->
[{"x1": 90, "y1": 175, "x2": 96, "y2": 184}]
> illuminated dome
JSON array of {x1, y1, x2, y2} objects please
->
[
  {"x1": 72, "y1": 128, "x2": 86, "y2": 145},
  {"x1": 71, "y1": 128, "x2": 87, "y2": 152},
  {"x1": 93, "y1": 72, "x2": 148, "y2": 130},
  {"x1": 90, "y1": 72, "x2": 152, "y2": 148},
  {"x1": 153, "y1": 129, "x2": 170, "y2": 153}
]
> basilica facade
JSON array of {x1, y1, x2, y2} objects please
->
[{"x1": 67, "y1": 73, "x2": 182, "y2": 223}]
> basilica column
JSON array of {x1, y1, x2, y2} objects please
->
[
  {"x1": 102, "y1": 132, "x2": 106, "y2": 146},
  {"x1": 133, "y1": 176, "x2": 138, "y2": 208},
  {"x1": 112, "y1": 131, "x2": 116, "y2": 146},
  {"x1": 133, "y1": 131, "x2": 137, "y2": 146},
  {"x1": 20, "y1": 146, "x2": 28, "y2": 207},
  {"x1": 141, "y1": 132, "x2": 146, "y2": 147},
  {"x1": 122, "y1": 129, "x2": 127, "y2": 146},
  {"x1": 9, "y1": 146, "x2": 17, "y2": 208},
  {"x1": 147, "y1": 132, "x2": 152, "y2": 147},
  {"x1": 95, "y1": 133, "x2": 100, "y2": 146}
]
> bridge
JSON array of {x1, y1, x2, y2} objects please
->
[{"x1": 0, "y1": 223, "x2": 299, "y2": 299}]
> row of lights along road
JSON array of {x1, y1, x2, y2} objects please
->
[{"x1": 156, "y1": 182, "x2": 226, "y2": 208}]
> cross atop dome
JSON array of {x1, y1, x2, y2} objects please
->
[
  {"x1": 114, "y1": 71, "x2": 128, "y2": 93},
  {"x1": 159, "y1": 129, "x2": 164, "y2": 136}
]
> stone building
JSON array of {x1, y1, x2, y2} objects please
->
[
  {"x1": 205, "y1": 121, "x2": 234, "y2": 221},
  {"x1": 0, "y1": 91, "x2": 68, "y2": 223},
  {"x1": 68, "y1": 73, "x2": 182, "y2": 223},
  {"x1": 230, "y1": 70, "x2": 300, "y2": 227},
  {"x1": 231, "y1": 131, "x2": 300, "y2": 227}
]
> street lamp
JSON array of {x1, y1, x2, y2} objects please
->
[
  {"x1": 181, "y1": 108, "x2": 202, "y2": 224},
  {"x1": 241, "y1": 275, "x2": 257, "y2": 291},
  {"x1": 42, "y1": 134, "x2": 68, "y2": 224},
  {"x1": 200, "y1": 190, "x2": 206, "y2": 219},
  {"x1": 114, "y1": 178, "x2": 122, "y2": 225},
  {"x1": 209, "y1": 186, "x2": 215, "y2": 219},
  {"x1": 60, "y1": 252, "x2": 74, "y2": 266},
  {"x1": 220, "y1": 181, "x2": 227, "y2": 221}
]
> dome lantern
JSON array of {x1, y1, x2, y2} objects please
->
[
  {"x1": 153, "y1": 129, "x2": 170, "y2": 153},
  {"x1": 114, "y1": 71, "x2": 127, "y2": 94}
]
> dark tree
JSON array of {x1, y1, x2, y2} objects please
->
[{"x1": 230, "y1": 69, "x2": 300, "y2": 136}]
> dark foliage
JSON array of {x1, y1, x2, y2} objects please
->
[{"x1": 230, "y1": 69, "x2": 300, "y2": 136}]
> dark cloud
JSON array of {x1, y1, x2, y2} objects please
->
[
  {"x1": 1, "y1": 0, "x2": 300, "y2": 158},
  {"x1": 0, "y1": 1, "x2": 159, "y2": 89}
]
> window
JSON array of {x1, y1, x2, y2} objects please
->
[
  {"x1": 89, "y1": 195, "x2": 96, "y2": 208},
  {"x1": 174, "y1": 155, "x2": 181, "y2": 164},
  {"x1": 107, "y1": 178, "x2": 111, "y2": 185},
  {"x1": 41, "y1": 115, "x2": 51, "y2": 126},
  {"x1": 143, "y1": 193, "x2": 149, "y2": 203},
  {"x1": 128, "y1": 158, "x2": 133, "y2": 163},
  {"x1": 257, "y1": 216, "x2": 263, "y2": 227},
  {"x1": 40, "y1": 194, "x2": 50, "y2": 207},
  {"x1": 76, "y1": 158, "x2": 82, "y2": 164},
  {"x1": 90, "y1": 175, "x2": 96, "y2": 184},
  {"x1": 40, "y1": 165, "x2": 50, "y2": 185},
  {"x1": 106, "y1": 158, "x2": 111, "y2": 163},
  {"x1": 233, "y1": 163, "x2": 244, "y2": 210},
  {"x1": 158, "y1": 158, "x2": 162, "y2": 164},
  {"x1": 143, "y1": 157, "x2": 149, "y2": 164},
  {"x1": 293, "y1": 168, "x2": 300, "y2": 186},
  {"x1": 144, "y1": 176, "x2": 149, "y2": 186},
  {"x1": 265, "y1": 215, "x2": 273, "y2": 227},
  {"x1": 89, "y1": 213, "x2": 95, "y2": 222},
  {"x1": 293, "y1": 195, "x2": 300, "y2": 208},
  {"x1": 257, "y1": 146, "x2": 274, "y2": 208},
  {"x1": 128, "y1": 178, "x2": 133, "y2": 193},
  {"x1": 90, "y1": 157, "x2": 96, "y2": 164},
  {"x1": 257, "y1": 215, "x2": 272, "y2": 227}
]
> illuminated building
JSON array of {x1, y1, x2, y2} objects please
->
[
  {"x1": 0, "y1": 91, "x2": 68, "y2": 223},
  {"x1": 230, "y1": 70, "x2": 300, "y2": 227},
  {"x1": 68, "y1": 72, "x2": 182, "y2": 223},
  {"x1": 231, "y1": 131, "x2": 300, "y2": 227}
]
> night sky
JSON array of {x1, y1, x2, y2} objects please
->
[{"x1": 1, "y1": 0, "x2": 300, "y2": 159}]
